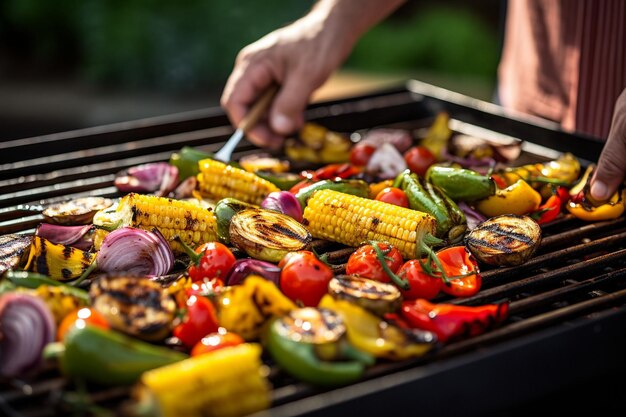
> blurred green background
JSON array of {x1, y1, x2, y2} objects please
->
[{"x1": 0, "y1": 0, "x2": 501, "y2": 139}]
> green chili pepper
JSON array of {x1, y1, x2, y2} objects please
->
[
  {"x1": 255, "y1": 171, "x2": 304, "y2": 191},
  {"x1": 214, "y1": 198, "x2": 256, "y2": 244},
  {"x1": 2, "y1": 270, "x2": 89, "y2": 302},
  {"x1": 426, "y1": 166, "x2": 496, "y2": 201},
  {"x1": 169, "y1": 146, "x2": 213, "y2": 180},
  {"x1": 294, "y1": 179, "x2": 369, "y2": 210},
  {"x1": 265, "y1": 308, "x2": 374, "y2": 387},
  {"x1": 44, "y1": 326, "x2": 187, "y2": 386}
]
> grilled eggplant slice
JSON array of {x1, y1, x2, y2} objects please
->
[
  {"x1": 43, "y1": 197, "x2": 113, "y2": 225},
  {"x1": 0, "y1": 234, "x2": 32, "y2": 274},
  {"x1": 90, "y1": 275, "x2": 176, "y2": 341},
  {"x1": 329, "y1": 275, "x2": 402, "y2": 316},
  {"x1": 229, "y1": 208, "x2": 312, "y2": 262},
  {"x1": 465, "y1": 215, "x2": 542, "y2": 266}
]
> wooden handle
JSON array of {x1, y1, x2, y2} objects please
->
[{"x1": 238, "y1": 85, "x2": 280, "y2": 133}]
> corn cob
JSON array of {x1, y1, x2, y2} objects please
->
[
  {"x1": 138, "y1": 343, "x2": 270, "y2": 417},
  {"x1": 303, "y1": 189, "x2": 437, "y2": 259},
  {"x1": 93, "y1": 193, "x2": 217, "y2": 253},
  {"x1": 197, "y1": 158, "x2": 280, "y2": 205}
]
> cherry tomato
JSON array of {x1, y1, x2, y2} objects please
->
[
  {"x1": 404, "y1": 146, "x2": 436, "y2": 177},
  {"x1": 188, "y1": 242, "x2": 236, "y2": 282},
  {"x1": 375, "y1": 187, "x2": 409, "y2": 208},
  {"x1": 280, "y1": 251, "x2": 334, "y2": 306},
  {"x1": 396, "y1": 259, "x2": 441, "y2": 300},
  {"x1": 173, "y1": 295, "x2": 219, "y2": 348},
  {"x1": 436, "y1": 246, "x2": 481, "y2": 298},
  {"x1": 57, "y1": 307, "x2": 110, "y2": 341},
  {"x1": 350, "y1": 143, "x2": 377, "y2": 166},
  {"x1": 345, "y1": 242, "x2": 404, "y2": 283},
  {"x1": 191, "y1": 328, "x2": 244, "y2": 356}
]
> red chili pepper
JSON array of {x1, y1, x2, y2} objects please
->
[
  {"x1": 173, "y1": 294, "x2": 219, "y2": 348},
  {"x1": 400, "y1": 298, "x2": 509, "y2": 343},
  {"x1": 313, "y1": 163, "x2": 361, "y2": 181},
  {"x1": 436, "y1": 246, "x2": 481, "y2": 298},
  {"x1": 530, "y1": 194, "x2": 562, "y2": 224}
]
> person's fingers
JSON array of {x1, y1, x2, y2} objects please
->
[
  {"x1": 268, "y1": 70, "x2": 315, "y2": 136},
  {"x1": 590, "y1": 94, "x2": 626, "y2": 201},
  {"x1": 246, "y1": 122, "x2": 285, "y2": 150}
]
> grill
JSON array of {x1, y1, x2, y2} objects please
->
[{"x1": 2, "y1": 80, "x2": 626, "y2": 416}]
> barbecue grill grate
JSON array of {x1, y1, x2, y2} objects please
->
[{"x1": 1, "y1": 82, "x2": 625, "y2": 417}]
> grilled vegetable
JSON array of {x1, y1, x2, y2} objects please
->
[
  {"x1": 566, "y1": 165, "x2": 625, "y2": 221},
  {"x1": 436, "y1": 246, "x2": 481, "y2": 298},
  {"x1": 303, "y1": 189, "x2": 437, "y2": 259},
  {"x1": 401, "y1": 299, "x2": 509, "y2": 343},
  {"x1": 499, "y1": 152, "x2": 581, "y2": 189},
  {"x1": 92, "y1": 193, "x2": 218, "y2": 254},
  {"x1": 396, "y1": 170, "x2": 467, "y2": 242},
  {"x1": 239, "y1": 154, "x2": 289, "y2": 173},
  {"x1": 134, "y1": 343, "x2": 270, "y2": 417},
  {"x1": 114, "y1": 162, "x2": 179, "y2": 197},
  {"x1": 280, "y1": 251, "x2": 334, "y2": 307},
  {"x1": 197, "y1": 158, "x2": 280, "y2": 205},
  {"x1": 465, "y1": 215, "x2": 542, "y2": 266},
  {"x1": 294, "y1": 179, "x2": 370, "y2": 210},
  {"x1": 215, "y1": 275, "x2": 295, "y2": 340},
  {"x1": 179, "y1": 240, "x2": 235, "y2": 283},
  {"x1": 57, "y1": 307, "x2": 110, "y2": 341},
  {"x1": 420, "y1": 111, "x2": 452, "y2": 160},
  {"x1": 45, "y1": 325, "x2": 187, "y2": 386},
  {"x1": 0, "y1": 292, "x2": 56, "y2": 377},
  {"x1": 33, "y1": 285, "x2": 89, "y2": 324},
  {"x1": 224, "y1": 259, "x2": 281, "y2": 286},
  {"x1": 42, "y1": 196, "x2": 113, "y2": 225},
  {"x1": 261, "y1": 191, "x2": 303, "y2": 222},
  {"x1": 266, "y1": 308, "x2": 374, "y2": 387},
  {"x1": 345, "y1": 242, "x2": 404, "y2": 284},
  {"x1": 319, "y1": 295, "x2": 436, "y2": 360},
  {"x1": 35, "y1": 224, "x2": 94, "y2": 251},
  {"x1": 475, "y1": 179, "x2": 542, "y2": 217},
  {"x1": 23, "y1": 236, "x2": 95, "y2": 281},
  {"x1": 214, "y1": 198, "x2": 256, "y2": 244},
  {"x1": 285, "y1": 122, "x2": 351, "y2": 164},
  {"x1": 229, "y1": 208, "x2": 311, "y2": 262},
  {"x1": 90, "y1": 275, "x2": 177, "y2": 341},
  {"x1": 173, "y1": 292, "x2": 219, "y2": 349},
  {"x1": 168, "y1": 146, "x2": 213, "y2": 180},
  {"x1": 425, "y1": 166, "x2": 496, "y2": 201},
  {"x1": 328, "y1": 275, "x2": 402, "y2": 316},
  {"x1": 0, "y1": 234, "x2": 32, "y2": 274},
  {"x1": 256, "y1": 170, "x2": 306, "y2": 191}
]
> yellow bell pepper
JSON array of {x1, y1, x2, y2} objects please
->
[
  {"x1": 215, "y1": 275, "x2": 296, "y2": 341},
  {"x1": 318, "y1": 295, "x2": 435, "y2": 360},
  {"x1": 475, "y1": 179, "x2": 542, "y2": 218},
  {"x1": 23, "y1": 236, "x2": 95, "y2": 281},
  {"x1": 368, "y1": 179, "x2": 394, "y2": 199},
  {"x1": 566, "y1": 189, "x2": 625, "y2": 221}
]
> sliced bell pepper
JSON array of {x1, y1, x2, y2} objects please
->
[
  {"x1": 436, "y1": 246, "x2": 481, "y2": 298},
  {"x1": 530, "y1": 194, "x2": 562, "y2": 224},
  {"x1": 475, "y1": 179, "x2": 542, "y2": 217},
  {"x1": 401, "y1": 299, "x2": 509, "y2": 343},
  {"x1": 319, "y1": 295, "x2": 436, "y2": 360},
  {"x1": 567, "y1": 164, "x2": 625, "y2": 221}
]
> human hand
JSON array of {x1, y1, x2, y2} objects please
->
[
  {"x1": 220, "y1": 11, "x2": 354, "y2": 149},
  {"x1": 590, "y1": 89, "x2": 626, "y2": 201}
]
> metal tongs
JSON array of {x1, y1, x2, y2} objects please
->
[{"x1": 214, "y1": 85, "x2": 279, "y2": 162}]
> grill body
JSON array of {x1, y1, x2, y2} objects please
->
[{"x1": 1, "y1": 81, "x2": 625, "y2": 416}]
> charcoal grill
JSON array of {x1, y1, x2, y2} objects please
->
[{"x1": 1, "y1": 80, "x2": 626, "y2": 417}]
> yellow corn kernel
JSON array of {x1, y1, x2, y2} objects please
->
[
  {"x1": 197, "y1": 158, "x2": 279, "y2": 205},
  {"x1": 303, "y1": 189, "x2": 436, "y2": 259},
  {"x1": 140, "y1": 343, "x2": 270, "y2": 417}
]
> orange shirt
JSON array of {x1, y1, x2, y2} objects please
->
[{"x1": 498, "y1": 0, "x2": 626, "y2": 139}]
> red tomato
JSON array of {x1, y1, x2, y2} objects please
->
[
  {"x1": 188, "y1": 242, "x2": 236, "y2": 282},
  {"x1": 404, "y1": 146, "x2": 436, "y2": 177},
  {"x1": 57, "y1": 307, "x2": 110, "y2": 341},
  {"x1": 173, "y1": 295, "x2": 219, "y2": 348},
  {"x1": 375, "y1": 187, "x2": 409, "y2": 208},
  {"x1": 191, "y1": 328, "x2": 244, "y2": 356},
  {"x1": 350, "y1": 143, "x2": 377, "y2": 166},
  {"x1": 437, "y1": 246, "x2": 481, "y2": 298},
  {"x1": 396, "y1": 259, "x2": 441, "y2": 300},
  {"x1": 345, "y1": 242, "x2": 404, "y2": 283},
  {"x1": 280, "y1": 251, "x2": 334, "y2": 306}
]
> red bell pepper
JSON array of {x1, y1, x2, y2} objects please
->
[
  {"x1": 436, "y1": 246, "x2": 482, "y2": 298},
  {"x1": 530, "y1": 194, "x2": 562, "y2": 224},
  {"x1": 400, "y1": 298, "x2": 509, "y2": 343}
]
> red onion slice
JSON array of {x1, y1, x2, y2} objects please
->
[
  {"x1": 225, "y1": 259, "x2": 282, "y2": 286},
  {"x1": 35, "y1": 224, "x2": 94, "y2": 250},
  {"x1": 114, "y1": 163, "x2": 180, "y2": 197},
  {"x1": 261, "y1": 191, "x2": 303, "y2": 222},
  {"x1": 97, "y1": 227, "x2": 174, "y2": 276},
  {"x1": 0, "y1": 293, "x2": 55, "y2": 377}
]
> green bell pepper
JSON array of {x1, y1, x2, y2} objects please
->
[
  {"x1": 44, "y1": 325, "x2": 187, "y2": 386},
  {"x1": 426, "y1": 165, "x2": 495, "y2": 201},
  {"x1": 169, "y1": 146, "x2": 213, "y2": 180},
  {"x1": 294, "y1": 179, "x2": 370, "y2": 210}
]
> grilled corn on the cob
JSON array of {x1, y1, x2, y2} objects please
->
[
  {"x1": 303, "y1": 189, "x2": 436, "y2": 259},
  {"x1": 137, "y1": 343, "x2": 270, "y2": 417},
  {"x1": 197, "y1": 158, "x2": 280, "y2": 205},
  {"x1": 92, "y1": 193, "x2": 217, "y2": 253}
]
